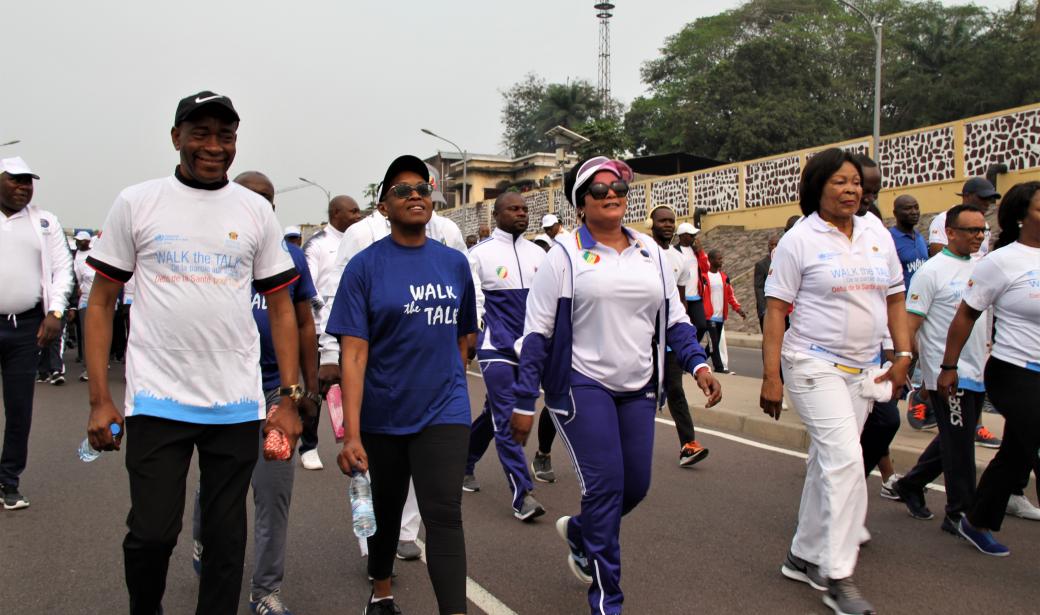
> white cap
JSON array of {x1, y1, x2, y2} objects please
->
[
  {"x1": 541, "y1": 214, "x2": 560, "y2": 228},
  {"x1": 676, "y1": 222, "x2": 699, "y2": 236},
  {"x1": 283, "y1": 225, "x2": 301, "y2": 238},
  {"x1": 0, "y1": 156, "x2": 39, "y2": 179},
  {"x1": 74, "y1": 231, "x2": 92, "y2": 240}
]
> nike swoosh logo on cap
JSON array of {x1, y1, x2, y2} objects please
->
[{"x1": 195, "y1": 94, "x2": 223, "y2": 103}]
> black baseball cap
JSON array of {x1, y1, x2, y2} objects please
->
[
  {"x1": 379, "y1": 155, "x2": 430, "y2": 201},
  {"x1": 174, "y1": 90, "x2": 240, "y2": 125},
  {"x1": 957, "y1": 177, "x2": 1000, "y2": 199}
]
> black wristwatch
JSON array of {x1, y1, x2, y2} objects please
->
[
  {"x1": 939, "y1": 364, "x2": 958, "y2": 371},
  {"x1": 305, "y1": 391, "x2": 322, "y2": 405},
  {"x1": 278, "y1": 384, "x2": 304, "y2": 404}
]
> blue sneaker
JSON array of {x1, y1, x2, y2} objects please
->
[
  {"x1": 957, "y1": 517, "x2": 1009, "y2": 556},
  {"x1": 250, "y1": 589, "x2": 293, "y2": 615},
  {"x1": 555, "y1": 516, "x2": 593, "y2": 584}
]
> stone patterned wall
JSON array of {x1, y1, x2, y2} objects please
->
[
  {"x1": 623, "y1": 183, "x2": 649, "y2": 225},
  {"x1": 692, "y1": 166, "x2": 740, "y2": 213},
  {"x1": 552, "y1": 188, "x2": 577, "y2": 229},
  {"x1": 806, "y1": 141, "x2": 871, "y2": 161},
  {"x1": 879, "y1": 127, "x2": 955, "y2": 189},
  {"x1": 965, "y1": 108, "x2": 1040, "y2": 177},
  {"x1": 523, "y1": 191, "x2": 550, "y2": 234},
  {"x1": 650, "y1": 177, "x2": 691, "y2": 218},
  {"x1": 744, "y1": 156, "x2": 800, "y2": 208}
]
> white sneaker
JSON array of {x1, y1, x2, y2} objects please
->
[
  {"x1": 1006, "y1": 494, "x2": 1040, "y2": 520},
  {"x1": 300, "y1": 449, "x2": 323, "y2": 470}
]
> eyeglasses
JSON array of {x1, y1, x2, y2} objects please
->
[
  {"x1": 587, "y1": 180, "x2": 629, "y2": 200},
  {"x1": 951, "y1": 226, "x2": 988, "y2": 236},
  {"x1": 387, "y1": 182, "x2": 433, "y2": 199}
]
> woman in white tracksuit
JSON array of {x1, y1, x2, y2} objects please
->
[{"x1": 759, "y1": 148, "x2": 911, "y2": 615}]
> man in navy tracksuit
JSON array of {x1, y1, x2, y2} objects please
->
[{"x1": 464, "y1": 192, "x2": 548, "y2": 520}]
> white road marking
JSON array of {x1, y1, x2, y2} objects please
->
[{"x1": 414, "y1": 538, "x2": 519, "y2": 615}]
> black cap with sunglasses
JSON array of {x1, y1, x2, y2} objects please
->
[{"x1": 379, "y1": 155, "x2": 432, "y2": 201}]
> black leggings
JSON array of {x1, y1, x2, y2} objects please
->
[
  {"x1": 363, "y1": 424, "x2": 469, "y2": 614},
  {"x1": 537, "y1": 408, "x2": 556, "y2": 454},
  {"x1": 968, "y1": 358, "x2": 1040, "y2": 531}
]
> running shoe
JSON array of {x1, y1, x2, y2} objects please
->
[
  {"x1": 48, "y1": 371, "x2": 65, "y2": 386},
  {"x1": 0, "y1": 484, "x2": 29, "y2": 510},
  {"x1": 974, "y1": 425, "x2": 1001, "y2": 449},
  {"x1": 192, "y1": 539, "x2": 203, "y2": 576},
  {"x1": 395, "y1": 540, "x2": 422, "y2": 561},
  {"x1": 555, "y1": 516, "x2": 592, "y2": 584},
  {"x1": 1006, "y1": 494, "x2": 1040, "y2": 521},
  {"x1": 531, "y1": 452, "x2": 556, "y2": 483},
  {"x1": 462, "y1": 474, "x2": 480, "y2": 492},
  {"x1": 780, "y1": 550, "x2": 826, "y2": 590},
  {"x1": 36, "y1": 372, "x2": 49, "y2": 383},
  {"x1": 905, "y1": 390, "x2": 935, "y2": 430},
  {"x1": 879, "y1": 474, "x2": 902, "y2": 501},
  {"x1": 679, "y1": 441, "x2": 709, "y2": 467},
  {"x1": 957, "y1": 517, "x2": 1009, "y2": 556},
  {"x1": 981, "y1": 396, "x2": 998, "y2": 414},
  {"x1": 299, "y1": 449, "x2": 323, "y2": 470},
  {"x1": 514, "y1": 493, "x2": 546, "y2": 522},
  {"x1": 79, "y1": 371, "x2": 88, "y2": 382},
  {"x1": 892, "y1": 480, "x2": 934, "y2": 520},
  {"x1": 363, "y1": 594, "x2": 402, "y2": 615},
  {"x1": 250, "y1": 589, "x2": 293, "y2": 615},
  {"x1": 823, "y1": 578, "x2": 876, "y2": 615},
  {"x1": 941, "y1": 513, "x2": 963, "y2": 536}
]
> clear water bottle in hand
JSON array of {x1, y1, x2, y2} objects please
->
[
  {"x1": 78, "y1": 423, "x2": 121, "y2": 462},
  {"x1": 350, "y1": 472, "x2": 376, "y2": 538}
]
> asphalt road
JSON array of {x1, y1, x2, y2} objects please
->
[{"x1": 2, "y1": 359, "x2": 1038, "y2": 614}]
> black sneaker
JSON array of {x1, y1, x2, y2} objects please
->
[
  {"x1": 941, "y1": 513, "x2": 963, "y2": 536},
  {"x1": 824, "y1": 578, "x2": 876, "y2": 615},
  {"x1": 531, "y1": 452, "x2": 556, "y2": 483},
  {"x1": 780, "y1": 550, "x2": 826, "y2": 590},
  {"x1": 461, "y1": 474, "x2": 480, "y2": 492},
  {"x1": 1, "y1": 484, "x2": 30, "y2": 510},
  {"x1": 514, "y1": 493, "x2": 546, "y2": 522},
  {"x1": 892, "y1": 480, "x2": 934, "y2": 520},
  {"x1": 363, "y1": 594, "x2": 402, "y2": 615},
  {"x1": 49, "y1": 371, "x2": 65, "y2": 386}
]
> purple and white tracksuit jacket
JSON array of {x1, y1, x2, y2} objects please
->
[
  {"x1": 464, "y1": 228, "x2": 547, "y2": 511},
  {"x1": 512, "y1": 225, "x2": 708, "y2": 614}
]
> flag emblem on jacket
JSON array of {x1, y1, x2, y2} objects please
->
[
  {"x1": 582, "y1": 250, "x2": 600, "y2": 264},
  {"x1": 496, "y1": 266, "x2": 508, "y2": 279}
]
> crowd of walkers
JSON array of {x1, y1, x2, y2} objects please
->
[{"x1": 0, "y1": 89, "x2": 1037, "y2": 615}]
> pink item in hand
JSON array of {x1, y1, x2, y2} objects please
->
[
  {"x1": 326, "y1": 384, "x2": 345, "y2": 443},
  {"x1": 263, "y1": 405, "x2": 292, "y2": 460}
]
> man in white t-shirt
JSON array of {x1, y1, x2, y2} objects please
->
[
  {"x1": 84, "y1": 91, "x2": 303, "y2": 615},
  {"x1": 895, "y1": 205, "x2": 992, "y2": 528},
  {"x1": 927, "y1": 177, "x2": 1000, "y2": 258},
  {"x1": 71, "y1": 231, "x2": 95, "y2": 379},
  {"x1": 649, "y1": 206, "x2": 710, "y2": 466},
  {"x1": 301, "y1": 194, "x2": 361, "y2": 471}
]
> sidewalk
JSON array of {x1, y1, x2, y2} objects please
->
[{"x1": 680, "y1": 371, "x2": 1006, "y2": 480}]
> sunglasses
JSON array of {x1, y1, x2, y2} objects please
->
[
  {"x1": 387, "y1": 182, "x2": 433, "y2": 199},
  {"x1": 587, "y1": 180, "x2": 629, "y2": 200},
  {"x1": 951, "y1": 226, "x2": 988, "y2": 236}
]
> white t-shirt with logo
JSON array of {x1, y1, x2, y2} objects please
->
[
  {"x1": 963, "y1": 241, "x2": 1040, "y2": 372},
  {"x1": 766, "y1": 212, "x2": 904, "y2": 368},
  {"x1": 928, "y1": 209, "x2": 990, "y2": 260},
  {"x1": 708, "y1": 271, "x2": 724, "y2": 321},
  {"x1": 90, "y1": 176, "x2": 296, "y2": 424},
  {"x1": 906, "y1": 249, "x2": 988, "y2": 391},
  {"x1": 663, "y1": 245, "x2": 691, "y2": 292},
  {"x1": 677, "y1": 245, "x2": 701, "y2": 299}
]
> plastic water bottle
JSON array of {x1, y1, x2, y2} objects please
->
[
  {"x1": 350, "y1": 472, "x2": 377, "y2": 538},
  {"x1": 78, "y1": 423, "x2": 121, "y2": 462}
]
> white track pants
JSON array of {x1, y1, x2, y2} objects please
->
[
  {"x1": 783, "y1": 352, "x2": 871, "y2": 580},
  {"x1": 358, "y1": 480, "x2": 421, "y2": 555}
]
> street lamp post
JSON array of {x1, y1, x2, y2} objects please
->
[
  {"x1": 421, "y1": 128, "x2": 467, "y2": 207},
  {"x1": 0, "y1": 139, "x2": 21, "y2": 148},
  {"x1": 838, "y1": 0, "x2": 883, "y2": 159},
  {"x1": 298, "y1": 176, "x2": 331, "y2": 203}
]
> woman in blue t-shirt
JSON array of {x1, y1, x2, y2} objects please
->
[{"x1": 327, "y1": 155, "x2": 477, "y2": 615}]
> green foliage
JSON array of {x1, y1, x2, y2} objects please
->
[
  {"x1": 623, "y1": 0, "x2": 1040, "y2": 161},
  {"x1": 500, "y1": 73, "x2": 626, "y2": 157}
]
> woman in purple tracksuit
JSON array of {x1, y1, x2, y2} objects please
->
[{"x1": 509, "y1": 156, "x2": 722, "y2": 615}]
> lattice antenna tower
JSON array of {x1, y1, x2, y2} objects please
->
[{"x1": 595, "y1": 2, "x2": 615, "y2": 117}]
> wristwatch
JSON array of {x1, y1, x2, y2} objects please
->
[
  {"x1": 48, "y1": 310, "x2": 63, "y2": 320},
  {"x1": 278, "y1": 384, "x2": 304, "y2": 404},
  {"x1": 305, "y1": 391, "x2": 322, "y2": 405}
]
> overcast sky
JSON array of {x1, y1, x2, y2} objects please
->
[{"x1": 1, "y1": 0, "x2": 1015, "y2": 229}]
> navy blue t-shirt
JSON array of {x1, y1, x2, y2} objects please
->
[
  {"x1": 889, "y1": 226, "x2": 928, "y2": 287},
  {"x1": 325, "y1": 236, "x2": 477, "y2": 435},
  {"x1": 253, "y1": 243, "x2": 316, "y2": 390}
]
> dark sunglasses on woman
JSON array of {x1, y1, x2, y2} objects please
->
[{"x1": 587, "y1": 180, "x2": 629, "y2": 200}]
